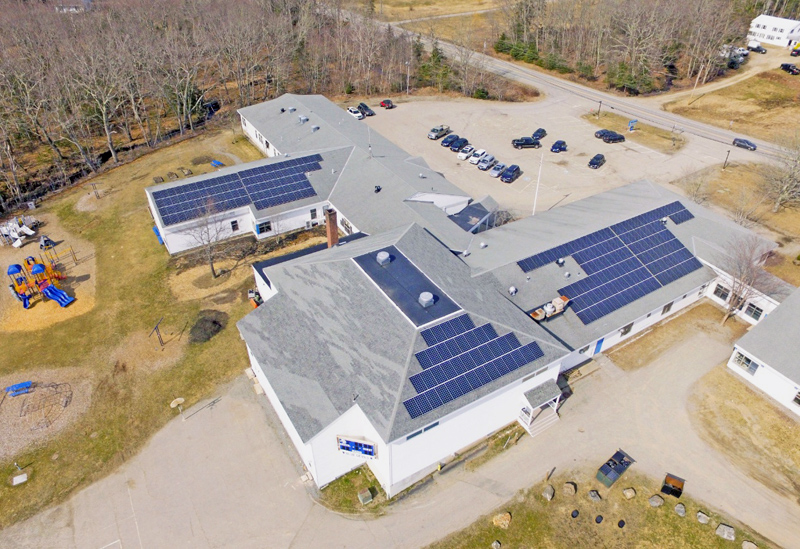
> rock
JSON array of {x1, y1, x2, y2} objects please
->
[
  {"x1": 51, "y1": 453, "x2": 59, "y2": 461},
  {"x1": 563, "y1": 482, "x2": 577, "y2": 496},
  {"x1": 742, "y1": 541, "x2": 758, "y2": 549},
  {"x1": 491, "y1": 541, "x2": 501, "y2": 549},
  {"x1": 89, "y1": 432, "x2": 98, "y2": 439},
  {"x1": 622, "y1": 487, "x2": 636, "y2": 500},
  {"x1": 716, "y1": 524, "x2": 735, "y2": 541},
  {"x1": 588, "y1": 490, "x2": 602, "y2": 502},
  {"x1": 542, "y1": 484, "x2": 555, "y2": 501},
  {"x1": 492, "y1": 512, "x2": 512, "y2": 529},
  {"x1": 674, "y1": 503, "x2": 686, "y2": 517},
  {"x1": 697, "y1": 511, "x2": 710, "y2": 524},
  {"x1": 648, "y1": 495, "x2": 664, "y2": 507}
]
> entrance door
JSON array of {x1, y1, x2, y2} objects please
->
[{"x1": 594, "y1": 338, "x2": 604, "y2": 355}]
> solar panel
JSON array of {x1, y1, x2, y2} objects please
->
[
  {"x1": 420, "y1": 314, "x2": 475, "y2": 346},
  {"x1": 669, "y1": 209, "x2": 695, "y2": 224},
  {"x1": 415, "y1": 323, "x2": 499, "y2": 369}
]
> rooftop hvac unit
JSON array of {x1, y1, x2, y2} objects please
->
[
  {"x1": 311, "y1": 125, "x2": 320, "y2": 132},
  {"x1": 288, "y1": 106, "x2": 296, "y2": 113},
  {"x1": 376, "y1": 251, "x2": 391, "y2": 266},
  {"x1": 299, "y1": 115, "x2": 309, "y2": 124},
  {"x1": 418, "y1": 292, "x2": 434, "y2": 308}
]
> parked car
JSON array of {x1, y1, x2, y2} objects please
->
[
  {"x1": 792, "y1": 49, "x2": 800, "y2": 57},
  {"x1": 749, "y1": 44, "x2": 767, "y2": 54},
  {"x1": 603, "y1": 132, "x2": 626, "y2": 144},
  {"x1": 595, "y1": 129, "x2": 613, "y2": 139},
  {"x1": 347, "y1": 106, "x2": 364, "y2": 120},
  {"x1": 489, "y1": 162, "x2": 507, "y2": 178},
  {"x1": 532, "y1": 128, "x2": 547, "y2": 140},
  {"x1": 551, "y1": 140, "x2": 567, "y2": 153},
  {"x1": 478, "y1": 154, "x2": 497, "y2": 171},
  {"x1": 468, "y1": 149, "x2": 487, "y2": 164},
  {"x1": 357, "y1": 102, "x2": 375, "y2": 116},
  {"x1": 733, "y1": 137, "x2": 757, "y2": 151},
  {"x1": 380, "y1": 99, "x2": 395, "y2": 109},
  {"x1": 512, "y1": 136, "x2": 541, "y2": 149},
  {"x1": 441, "y1": 134, "x2": 459, "y2": 147},
  {"x1": 588, "y1": 154, "x2": 606, "y2": 169},
  {"x1": 428, "y1": 124, "x2": 451, "y2": 139},
  {"x1": 735, "y1": 47, "x2": 749, "y2": 57},
  {"x1": 450, "y1": 138, "x2": 469, "y2": 152},
  {"x1": 457, "y1": 145, "x2": 475, "y2": 160},
  {"x1": 500, "y1": 164, "x2": 521, "y2": 183},
  {"x1": 780, "y1": 63, "x2": 800, "y2": 75}
]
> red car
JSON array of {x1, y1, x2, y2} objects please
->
[{"x1": 380, "y1": 99, "x2": 395, "y2": 109}]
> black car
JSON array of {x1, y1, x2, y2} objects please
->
[
  {"x1": 595, "y1": 129, "x2": 613, "y2": 139},
  {"x1": 500, "y1": 164, "x2": 521, "y2": 183},
  {"x1": 357, "y1": 102, "x2": 375, "y2": 116},
  {"x1": 449, "y1": 137, "x2": 469, "y2": 152},
  {"x1": 749, "y1": 45, "x2": 767, "y2": 54},
  {"x1": 780, "y1": 63, "x2": 800, "y2": 75},
  {"x1": 588, "y1": 154, "x2": 606, "y2": 169},
  {"x1": 792, "y1": 50, "x2": 800, "y2": 57},
  {"x1": 512, "y1": 137, "x2": 541, "y2": 149},
  {"x1": 532, "y1": 128, "x2": 547, "y2": 140},
  {"x1": 733, "y1": 138, "x2": 757, "y2": 151},
  {"x1": 441, "y1": 134, "x2": 459, "y2": 147},
  {"x1": 550, "y1": 140, "x2": 567, "y2": 153},
  {"x1": 603, "y1": 132, "x2": 626, "y2": 144}
]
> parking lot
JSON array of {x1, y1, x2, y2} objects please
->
[{"x1": 365, "y1": 96, "x2": 753, "y2": 216}]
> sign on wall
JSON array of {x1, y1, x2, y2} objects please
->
[{"x1": 337, "y1": 436, "x2": 377, "y2": 459}]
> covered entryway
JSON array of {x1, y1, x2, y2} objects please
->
[{"x1": 517, "y1": 379, "x2": 562, "y2": 437}]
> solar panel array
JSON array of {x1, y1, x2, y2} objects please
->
[
  {"x1": 152, "y1": 154, "x2": 323, "y2": 226},
  {"x1": 404, "y1": 314, "x2": 545, "y2": 419}
]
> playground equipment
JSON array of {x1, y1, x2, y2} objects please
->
[
  {"x1": 0, "y1": 216, "x2": 39, "y2": 248},
  {"x1": 7, "y1": 254, "x2": 74, "y2": 309}
]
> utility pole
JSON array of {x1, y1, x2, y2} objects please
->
[
  {"x1": 406, "y1": 61, "x2": 411, "y2": 95},
  {"x1": 723, "y1": 150, "x2": 731, "y2": 170},
  {"x1": 596, "y1": 100, "x2": 602, "y2": 119}
]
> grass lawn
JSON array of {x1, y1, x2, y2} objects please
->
[
  {"x1": 582, "y1": 112, "x2": 686, "y2": 154},
  {"x1": 665, "y1": 70, "x2": 800, "y2": 143},
  {"x1": 606, "y1": 302, "x2": 748, "y2": 372},
  {"x1": 689, "y1": 364, "x2": 800, "y2": 502},
  {"x1": 345, "y1": 0, "x2": 499, "y2": 22},
  {"x1": 427, "y1": 469, "x2": 773, "y2": 548},
  {"x1": 318, "y1": 465, "x2": 389, "y2": 515},
  {"x1": 0, "y1": 125, "x2": 320, "y2": 529}
]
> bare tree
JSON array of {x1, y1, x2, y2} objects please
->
[
  {"x1": 761, "y1": 137, "x2": 800, "y2": 213},
  {"x1": 188, "y1": 199, "x2": 229, "y2": 279},
  {"x1": 718, "y1": 234, "x2": 779, "y2": 325},
  {"x1": 731, "y1": 188, "x2": 763, "y2": 227}
]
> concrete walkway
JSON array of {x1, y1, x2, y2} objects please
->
[{"x1": 2, "y1": 334, "x2": 798, "y2": 548}]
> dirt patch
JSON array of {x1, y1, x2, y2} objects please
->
[
  {"x1": 107, "y1": 330, "x2": 188, "y2": 374},
  {"x1": 0, "y1": 212, "x2": 96, "y2": 333},
  {"x1": 689, "y1": 365, "x2": 800, "y2": 502},
  {"x1": 191, "y1": 155, "x2": 212, "y2": 166},
  {"x1": 189, "y1": 310, "x2": 228, "y2": 343},
  {"x1": 607, "y1": 301, "x2": 749, "y2": 371},
  {"x1": 0, "y1": 368, "x2": 92, "y2": 460}
]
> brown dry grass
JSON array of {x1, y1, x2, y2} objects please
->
[
  {"x1": 583, "y1": 112, "x2": 686, "y2": 154},
  {"x1": 352, "y1": 0, "x2": 500, "y2": 22},
  {"x1": 607, "y1": 302, "x2": 748, "y2": 371},
  {"x1": 764, "y1": 251, "x2": 800, "y2": 286},
  {"x1": 689, "y1": 364, "x2": 800, "y2": 501},
  {"x1": 665, "y1": 70, "x2": 800, "y2": 143},
  {"x1": 401, "y1": 10, "x2": 500, "y2": 43}
]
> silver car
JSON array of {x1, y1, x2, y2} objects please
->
[
  {"x1": 489, "y1": 162, "x2": 506, "y2": 178},
  {"x1": 478, "y1": 154, "x2": 496, "y2": 171}
]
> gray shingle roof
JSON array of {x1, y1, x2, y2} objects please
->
[{"x1": 736, "y1": 287, "x2": 800, "y2": 383}]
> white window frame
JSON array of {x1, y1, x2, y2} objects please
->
[
  {"x1": 744, "y1": 302, "x2": 763, "y2": 321},
  {"x1": 733, "y1": 351, "x2": 758, "y2": 375}
]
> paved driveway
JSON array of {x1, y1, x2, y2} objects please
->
[{"x1": 2, "y1": 333, "x2": 798, "y2": 548}]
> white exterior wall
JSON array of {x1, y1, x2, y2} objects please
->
[
  {"x1": 702, "y1": 270, "x2": 780, "y2": 326},
  {"x1": 406, "y1": 193, "x2": 472, "y2": 215},
  {"x1": 241, "y1": 116, "x2": 279, "y2": 157},
  {"x1": 727, "y1": 346, "x2": 800, "y2": 418},
  {"x1": 253, "y1": 203, "x2": 328, "y2": 241},
  {"x1": 749, "y1": 15, "x2": 800, "y2": 46}
]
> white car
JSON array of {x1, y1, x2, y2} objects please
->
[
  {"x1": 489, "y1": 162, "x2": 506, "y2": 178},
  {"x1": 457, "y1": 145, "x2": 475, "y2": 161},
  {"x1": 468, "y1": 149, "x2": 487, "y2": 165},
  {"x1": 347, "y1": 107, "x2": 364, "y2": 120},
  {"x1": 477, "y1": 154, "x2": 496, "y2": 171}
]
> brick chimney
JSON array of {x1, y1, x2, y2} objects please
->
[{"x1": 325, "y1": 208, "x2": 339, "y2": 248}]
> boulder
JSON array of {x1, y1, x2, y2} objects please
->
[
  {"x1": 648, "y1": 495, "x2": 664, "y2": 507},
  {"x1": 622, "y1": 487, "x2": 636, "y2": 500},
  {"x1": 491, "y1": 541, "x2": 502, "y2": 549},
  {"x1": 563, "y1": 482, "x2": 577, "y2": 496},
  {"x1": 588, "y1": 490, "x2": 602, "y2": 502},
  {"x1": 492, "y1": 512, "x2": 512, "y2": 529},
  {"x1": 697, "y1": 511, "x2": 710, "y2": 524},
  {"x1": 716, "y1": 524, "x2": 735, "y2": 541},
  {"x1": 542, "y1": 484, "x2": 555, "y2": 501},
  {"x1": 742, "y1": 541, "x2": 758, "y2": 549},
  {"x1": 674, "y1": 503, "x2": 686, "y2": 517}
]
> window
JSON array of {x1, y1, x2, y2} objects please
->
[
  {"x1": 662, "y1": 302, "x2": 673, "y2": 315},
  {"x1": 341, "y1": 218, "x2": 353, "y2": 235},
  {"x1": 682, "y1": 294, "x2": 688, "y2": 300},
  {"x1": 406, "y1": 430, "x2": 422, "y2": 441},
  {"x1": 713, "y1": 284, "x2": 730, "y2": 302},
  {"x1": 620, "y1": 322, "x2": 634, "y2": 336},
  {"x1": 794, "y1": 392, "x2": 800, "y2": 406},
  {"x1": 423, "y1": 421, "x2": 439, "y2": 432},
  {"x1": 733, "y1": 352, "x2": 759, "y2": 375},
  {"x1": 745, "y1": 303, "x2": 763, "y2": 321},
  {"x1": 337, "y1": 436, "x2": 376, "y2": 458},
  {"x1": 230, "y1": 220, "x2": 239, "y2": 232},
  {"x1": 256, "y1": 221, "x2": 272, "y2": 234},
  {"x1": 310, "y1": 208, "x2": 317, "y2": 220}
]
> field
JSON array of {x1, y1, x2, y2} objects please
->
[
  {"x1": 582, "y1": 112, "x2": 687, "y2": 154},
  {"x1": 427, "y1": 468, "x2": 773, "y2": 549},
  {"x1": 344, "y1": 0, "x2": 500, "y2": 22},
  {"x1": 0, "y1": 126, "x2": 325, "y2": 528}
]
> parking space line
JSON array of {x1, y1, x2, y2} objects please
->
[{"x1": 98, "y1": 540, "x2": 121, "y2": 549}]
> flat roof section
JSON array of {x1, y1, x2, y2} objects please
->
[{"x1": 353, "y1": 245, "x2": 460, "y2": 327}]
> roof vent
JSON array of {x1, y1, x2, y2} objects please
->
[
  {"x1": 660, "y1": 217, "x2": 669, "y2": 224},
  {"x1": 374, "y1": 185, "x2": 382, "y2": 193},
  {"x1": 311, "y1": 125, "x2": 320, "y2": 132},
  {"x1": 299, "y1": 115, "x2": 309, "y2": 124},
  {"x1": 280, "y1": 107, "x2": 285, "y2": 113},
  {"x1": 418, "y1": 292, "x2": 434, "y2": 308},
  {"x1": 288, "y1": 106, "x2": 296, "y2": 113},
  {"x1": 480, "y1": 242, "x2": 488, "y2": 249},
  {"x1": 556, "y1": 258, "x2": 565, "y2": 266},
  {"x1": 376, "y1": 251, "x2": 391, "y2": 266},
  {"x1": 508, "y1": 286, "x2": 518, "y2": 296},
  {"x1": 564, "y1": 271, "x2": 571, "y2": 278}
]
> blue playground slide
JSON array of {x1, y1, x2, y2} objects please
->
[{"x1": 41, "y1": 285, "x2": 75, "y2": 307}]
